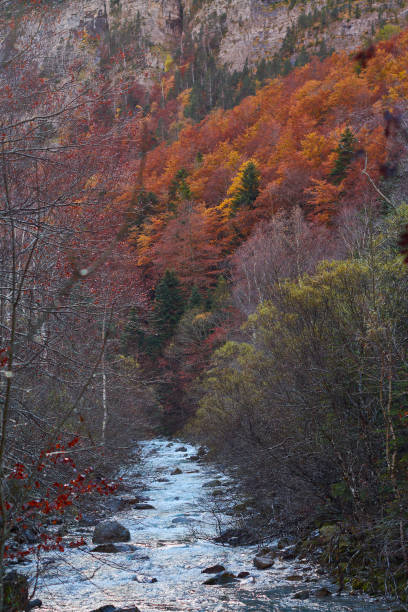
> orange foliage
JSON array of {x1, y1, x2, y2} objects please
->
[{"x1": 129, "y1": 30, "x2": 408, "y2": 287}]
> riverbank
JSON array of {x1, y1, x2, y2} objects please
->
[{"x1": 19, "y1": 440, "x2": 396, "y2": 611}]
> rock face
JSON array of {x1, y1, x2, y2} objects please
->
[
  {"x1": 49, "y1": 0, "x2": 408, "y2": 75},
  {"x1": 92, "y1": 520, "x2": 131, "y2": 544}
]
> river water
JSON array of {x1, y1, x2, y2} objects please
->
[{"x1": 31, "y1": 439, "x2": 392, "y2": 611}]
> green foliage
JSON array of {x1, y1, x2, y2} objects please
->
[
  {"x1": 232, "y1": 161, "x2": 260, "y2": 211},
  {"x1": 154, "y1": 270, "x2": 185, "y2": 343},
  {"x1": 329, "y1": 127, "x2": 356, "y2": 184},
  {"x1": 188, "y1": 285, "x2": 203, "y2": 310},
  {"x1": 168, "y1": 168, "x2": 191, "y2": 208},
  {"x1": 192, "y1": 205, "x2": 408, "y2": 553},
  {"x1": 376, "y1": 23, "x2": 401, "y2": 41}
]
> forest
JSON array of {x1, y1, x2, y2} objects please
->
[{"x1": 1, "y1": 0, "x2": 408, "y2": 608}]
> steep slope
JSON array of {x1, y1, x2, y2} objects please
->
[{"x1": 50, "y1": 0, "x2": 408, "y2": 74}]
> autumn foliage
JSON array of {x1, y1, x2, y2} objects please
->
[{"x1": 125, "y1": 31, "x2": 408, "y2": 288}]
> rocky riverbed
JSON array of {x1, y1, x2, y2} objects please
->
[{"x1": 25, "y1": 440, "x2": 395, "y2": 611}]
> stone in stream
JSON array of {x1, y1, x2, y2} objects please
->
[
  {"x1": 133, "y1": 503, "x2": 155, "y2": 510},
  {"x1": 132, "y1": 575, "x2": 158, "y2": 583},
  {"x1": 27, "y1": 599, "x2": 43, "y2": 610},
  {"x1": 92, "y1": 544, "x2": 121, "y2": 553},
  {"x1": 203, "y1": 571, "x2": 238, "y2": 585},
  {"x1": 279, "y1": 545, "x2": 297, "y2": 560},
  {"x1": 90, "y1": 607, "x2": 141, "y2": 612},
  {"x1": 237, "y1": 571, "x2": 250, "y2": 578},
  {"x1": 92, "y1": 520, "x2": 130, "y2": 544},
  {"x1": 118, "y1": 496, "x2": 147, "y2": 509},
  {"x1": 253, "y1": 555, "x2": 275, "y2": 570},
  {"x1": 292, "y1": 590, "x2": 310, "y2": 600},
  {"x1": 285, "y1": 574, "x2": 303, "y2": 581},
  {"x1": 176, "y1": 446, "x2": 187, "y2": 452},
  {"x1": 171, "y1": 468, "x2": 182, "y2": 475},
  {"x1": 157, "y1": 477, "x2": 170, "y2": 482},
  {"x1": 203, "y1": 479, "x2": 222, "y2": 488},
  {"x1": 202, "y1": 564, "x2": 226, "y2": 574},
  {"x1": 314, "y1": 587, "x2": 332, "y2": 597}
]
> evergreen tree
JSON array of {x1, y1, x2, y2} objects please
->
[
  {"x1": 188, "y1": 285, "x2": 202, "y2": 310},
  {"x1": 330, "y1": 127, "x2": 357, "y2": 184},
  {"x1": 154, "y1": 270, "x2": 185, "y2": 342},
  {"x1": 231, "y1": 160, "x2": 260, "y2": 212},
  {"x1": 168, "y1": 168, "x2": 191, "y2": 208}
]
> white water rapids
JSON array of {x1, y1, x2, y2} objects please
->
[{"x1": 29, "y1": 439, "x2": 392, "y2": 611}]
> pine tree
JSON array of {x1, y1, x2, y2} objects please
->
[
  {"x1": 187, "y1": 285, "x2": 202, "y2": 310},
  {"x1": 231, "y1": 160, "x2": 260, "y2": 212},
  {"x1": 154, "y1": 270, "x2": 185, "y2": 342},
  {"x1": 330, "y1": 127, "x2": 356, "y2": 184}
]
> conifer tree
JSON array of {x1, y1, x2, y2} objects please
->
[
  {"x1": 330, "y1": 127, "x2": 356, "y2": 184},
  {"x1": 188, "y1": 285, "x2": 202, "y2": 310},
  {"x1": 154, "y1": 270, "x2": 185, "y2": 342},
  {"x1": 231, "y1": 160, "x2": 260, "y2": 211}
]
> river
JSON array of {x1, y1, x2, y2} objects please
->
[{"x1": 31, "y1": 439, "x2": 393, "y2": 611}]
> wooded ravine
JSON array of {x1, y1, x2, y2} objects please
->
[{"x1": 1, "y1": 0, "x2": 408, "y2": 610}]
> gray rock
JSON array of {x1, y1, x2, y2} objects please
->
[
  {"x1": 202, "y1": 564, "x2": 226, "y2": 574},
  {"x1": 285, "y1": 574, "x2": 303, "y2": 581},
  {"x1": 132, "y1": 575, "x2": 158, "y2": 583},
  {"x1": 171, "y1": 468, "x2": 182, "y2": 475},
  {"x1": 92, "y1": 520, "x2": 130, "y2": 544},
  {"x1": 314, "y1": 587, "x2": 332, "y2": 597},
  {"x1": 279, "y1": 545, "x2": 297, "y2": 560},
  {"x1": 203, "y1": 571, "x2": 237, "y2": 585},
  {"x1": 237, "y1": 571, "x2": 250, "y2": 578},
  {"x1": 90, "y1": 608, "x2": 141, "y2": 612},
  {"x1": 176, "y1": 446, "x2": 187, "y2": 452},
  {"x1": 203, "y1": 479, "x2": 222, "y2": 488},
  {"x1": 133, "y1": 503, "x2": 155, "y2": 510},
  {"x1": 118, "y1": 496, "x2": 146, "y2": 509},
  {"x1": 27, "y1": 600, "x2": 42, "y2": 610},
  {"x1": 253, "y1": 555, "x2": 274, "y2": 570},
  {"x1": 91, "y1": 544, "x2": 120, "y2": 553},
  {"x1": 157, "y1": 477, "x2": 169, "y2": 482},
  {"x1": 293, "y1": 590, "x2": 310, "y2": 600}
]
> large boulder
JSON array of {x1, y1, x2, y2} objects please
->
[
  {"x1": 253, "y1": 555, "x2": 274, "y2": 570},
  {"x1": 203, "y1": 571, "x2": 237, "y2": 585},
  {"x1": 201, "y1": 564, "x2": 226, "y2": 574},
  {"x1": 92, "y1": 520, "x2": 130, "y2": 544}
]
